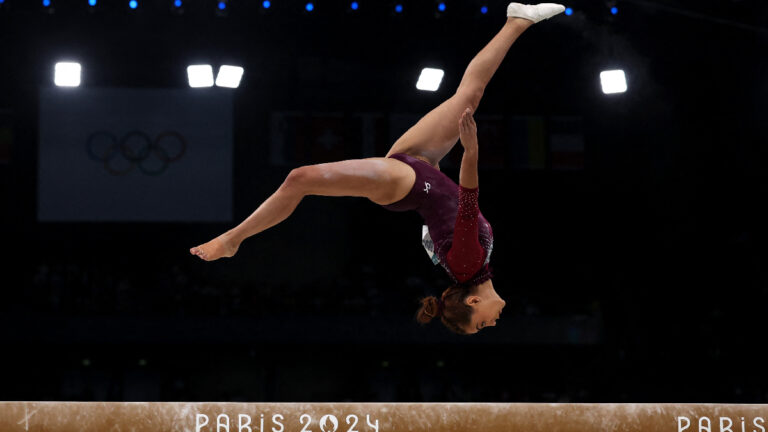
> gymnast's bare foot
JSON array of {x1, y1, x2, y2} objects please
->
[{"x1": 190, "y1": 233, "x2": 239, "y2": 261}]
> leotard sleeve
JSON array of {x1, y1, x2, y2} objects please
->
[{"x1": 446, "y1": 186, "x2": 486, "y2": 283}]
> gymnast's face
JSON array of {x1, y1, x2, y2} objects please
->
[{"x1": 463, "y1": 279, "x2": 506, "y2": 334}]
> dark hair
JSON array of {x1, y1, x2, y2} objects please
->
[{"x1": 415, "y1": 285, "x2": 475, "y2": 335}]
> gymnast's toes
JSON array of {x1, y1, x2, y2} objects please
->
[{"x1": 189, "y1": 246, "x2": 208, "y2": 261}]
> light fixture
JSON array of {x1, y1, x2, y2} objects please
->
[
  {"x1": 215, "y1": 65, "x2": 244, "y2": 88},
  {"x1": 416, "y1": 68, "x2": 444, "y2": 92},
  {"x1": 187, "y1": 65, "x2": 214, "y2": 88},
  {"x1": 600, "y1": 69, "x2": 627, "y2": 94},
  {"x1": 54, "y1": 62, "x2": 82, "y2": 87}
]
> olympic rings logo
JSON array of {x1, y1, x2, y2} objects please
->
[{"x1": 86, "y1": 130, "x2": 187, "y2": 176}]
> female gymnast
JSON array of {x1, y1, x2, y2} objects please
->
[{"x1": 190, "y1": 2, "x2": 565, "y2": 334}]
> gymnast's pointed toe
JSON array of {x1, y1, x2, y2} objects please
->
[
  {"x1": 506, "y1": 2, "x2": 566, "y2": 23},
  {"x1": 190, "y1": 246, "x2": 207, "y2": 260}
]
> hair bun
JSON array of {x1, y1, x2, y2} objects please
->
[{"x1": 416, "y1": 296, "x2": 441, "y2": 324}]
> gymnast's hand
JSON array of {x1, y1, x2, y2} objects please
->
[{"x1": 459, "y1": 107, "x2": 478, "y2": 153}]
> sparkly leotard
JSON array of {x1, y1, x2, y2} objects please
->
[{"x1": 381, "y1": 153, "x2": 493, "y2": 286}]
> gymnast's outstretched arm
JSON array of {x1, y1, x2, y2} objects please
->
[
  {"x1": 446, "y1": 108, "x2": 486, "y2": 282},
  {"x1": 458, "y1": 108, "x2": 479, "y2": 189}
]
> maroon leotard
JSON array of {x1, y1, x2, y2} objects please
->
[{"x1": 381, "y1": 153, "x2": 493, "y2": 286}]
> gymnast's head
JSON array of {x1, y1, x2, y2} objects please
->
[{"x1": 415, "y1": 279, "x2": 505, "y2": 335}]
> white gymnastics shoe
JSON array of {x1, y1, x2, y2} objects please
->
[{"x1": 507, "y1": 2, "x2": 566, "y2": 23}]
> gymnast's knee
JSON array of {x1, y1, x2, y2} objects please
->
[{"x1": 281, "y1": 166, "x2": 314, "y2": 195}]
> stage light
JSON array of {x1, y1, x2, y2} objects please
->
[
  {"x1": 262, "y1": 0, "x2": 270, "y2": 8},
  {"x1": 88, "y1": 0, "x2": 97, "y2": 5},
  {"x1": 187, "y1": 65, "x2": 214, "y2": 88},
  {"x1": 600, "y1": 69, "x2": 627, "y2": 94},
  {"x1": 54, "y1": 62, "x2": 81, "y2": 87},
  {"x1": 565, "y1": 7, "x2": 572, "y2": 15},
  {"x1": 350, "y1": 1, "x2": 358, "y2": 10},
  {"x1": 416, "y1": 68, "x2": 444, "y2": 92},
  {"x1": 43, "y1": 0, "x2": 51, "y2": 7},
  {"x1": 218, "y1": 1, "x2": 225, "y2": 10},
  {"x1": 174, "y1": 0, "x2": 181, "y2": 6},
  {"x1": 215, "y1": 65, "x2": 244, "y2": 88},
  {"x1": 129, "y1": 0, "x2": 137, "y2": 9},
  {"x1": 611, "y1": 6, "x2": 618, "y2": 14},
  {"x1": 480, "y1": 5, "x2": 488, "y2": 14},
  {"x1": 394, "y1": 4, "x2": 402, "y2": 13},
  {"x1": 437, "y1": 2, "x2": 445, "y2": 12},
  {"x1": 305, "y1": 2, "x2": 313, "y2": 11}
]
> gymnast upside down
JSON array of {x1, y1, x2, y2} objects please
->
[{"x1": 190, "y1": 3, "x2": 566, "y2": 334}]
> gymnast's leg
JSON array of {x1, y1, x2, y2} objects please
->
[
  {"x1": 385, "y1": 14, "x2": 537, "y2": 167},
  {"x1": 190, "y1": 158, "x2": 415, "y2": 261}
]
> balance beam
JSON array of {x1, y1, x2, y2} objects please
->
[{"x1": 1, "y1": 402, "x2": 766, "y2": 432}]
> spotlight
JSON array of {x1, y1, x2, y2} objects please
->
[
  {"x1": 416, "y1": 68, "x2": 444, "y2": 92},
  {"x1": 215, "y1": 0, "x2": 228, "y2": 16},
  {"x1": 171, "y1": 0, "x2": 183, "y2": 15},
  {"x1": 54, "y1": 62, "x2": 81, "y2": 87},
  {"x1": 129, "y1": 0, "x2": 137, "y2": 9},
  {"x1": 610, "y1": 6, "x2": 618, "y2": 14},
  {"x1": 350, "y1": 1, "x2": 358, "y2": 10},
  {"x1": 262, "y1": 0, "x2": 270, "y2": 8},
  {"x1": 437, "y1": 2, "x2": 445, "y2": 12},
  {"x1": 564, "y1": 7, "x2": 572, "y2": 15},
  {"x1": 599, "y1": 69, "x2": 627, "y2": 94},
  {"x1": 43, "y1": 0, "x2": 51, "y2": 6},
  {"x1": 187, "y1": 65, "x2": 214, "y2": 88},
  {"x1": 480, "y1": 5, "x2": 488, "y2": 14},
  {"x1": 394, "y1": 4, "x2": 402, "y2": 13},
  {"x1": 88, "y1": 0, "x2": 97, "y2": 5},
  {"x1": 215, "y1": 65, "x2": 244, "y2": 88},
  {"x1": 305, "y1": 2, "x2": 313, "y2": 11}
]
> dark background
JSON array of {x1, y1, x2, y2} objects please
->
[{"x1": 1, "y1": 0, "x2": 767, "y2": 402}]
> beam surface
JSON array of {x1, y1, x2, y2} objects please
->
[{"x1": 1, "y1": 402, "x2": 766, "y2": 432}]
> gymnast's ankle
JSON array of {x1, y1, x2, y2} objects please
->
[{"x1": 220, "y1": 231, "x2": 241, "y2": 255}]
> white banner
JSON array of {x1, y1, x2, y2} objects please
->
[{"x1": 38, "y1": 88, "x2": 233, "y2": 222}]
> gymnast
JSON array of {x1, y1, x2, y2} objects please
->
[{"x1": 190, "y1": 2, "x2": 565, "y2": 334}]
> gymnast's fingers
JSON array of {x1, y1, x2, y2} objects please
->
[{"x1": 466, "y1": 113, "x2": 475, "y2": 129}]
